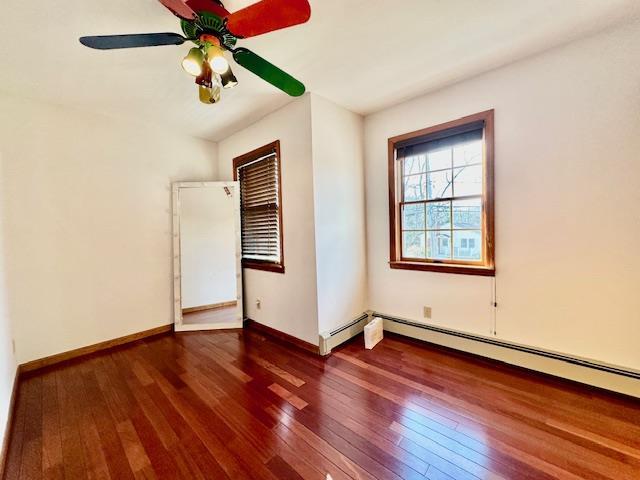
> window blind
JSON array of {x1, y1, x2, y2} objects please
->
[
  {"x1": 397, "y1": 128, "x2": 483, "y2": 159},
  {"x1": 237, "y1": 153, "x2": 281, "y2": 262}
]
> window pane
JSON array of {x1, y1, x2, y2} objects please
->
[
  {"x1": 426, "y1": 169, "x2": 453, "y2": 200},
  {"x1": 453, "y1": 140, "x2": 482, "y2": 167},
  {"x1": 453, "y1": 230, "x2": 482, "y2": 261},
  {"x1": 426, "y1": 148, "x2": 451, "y2": 171},
  {"x1": 427, "y1": 230, "x2": 451, "y2": 260},
  {"x1": 403, "y1": 174, "x2": 426, "y2": 202},
  {"x1": 402, "y1": 203, "x2": 425, "y2": 230},
  {"x1": 453, "y1": 198, "x2": 481, "y2": 229},
  {"x1": 453, "y1": 165, "x2": 482, "y2": 196},
  {"x1": 403, "y1": 155, "x2": 426, "y2": 176},
  {"x1": 403, "y1": 231, "x2": 425, "y2": 258},
  {"x1": 426, "y1": 201, "x2": 451, "y2": 229}
]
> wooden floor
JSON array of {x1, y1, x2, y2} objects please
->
[{"x1": 4, "y1": 330, "x2": 640, "y2": 480}]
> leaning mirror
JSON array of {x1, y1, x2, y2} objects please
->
[{"x1": 172, "y1": 182, "x2": 243, "y2": 331}]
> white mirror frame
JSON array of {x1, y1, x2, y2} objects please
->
[{"x1": 172, "y1": 181, "x2": 243, "y2": 331}]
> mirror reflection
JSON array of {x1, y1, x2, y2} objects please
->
[{"x1": 173, "y1": 182, "x2": 242, "y2": 330}]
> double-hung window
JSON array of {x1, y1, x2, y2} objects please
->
[
  {"x1": 233, "y1": 140, "x2": 285, "y2": 273},
  {"x1": 388, "y1": 110, "x2": 495, "y2": 275}
]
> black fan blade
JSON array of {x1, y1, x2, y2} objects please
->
[
  {"x1": 79, "y1": 33, "x2": 187, "y2": 50},
  {"x1": 232, "y1": 47, "x2": 305, "y2": 97}
]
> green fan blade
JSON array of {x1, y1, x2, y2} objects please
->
[{"x1": 232, "y1": 47, "x2": 305, "y2": 97}]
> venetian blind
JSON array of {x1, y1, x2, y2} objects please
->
[{"x1": 237, "y1": 153, "x2": 281, "y2": 262}]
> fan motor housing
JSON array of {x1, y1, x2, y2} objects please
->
[{"x1": 181, "y1": 12, "x2": 237, "y2": 49}]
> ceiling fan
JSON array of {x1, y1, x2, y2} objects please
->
[{"x1": 79, "y1": 0, "x2": 310, "y2": 104}]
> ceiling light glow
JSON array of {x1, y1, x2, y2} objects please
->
[
  {"x1": 206, "y1": 44, "x2": 229, "y2": 74},
  {"x1": 181, "y1": 47, "x2": 204, "y2": 76}
]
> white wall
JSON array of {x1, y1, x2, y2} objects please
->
[
  {"x1": 0, "y1": 94, "x2": 217, "y2": 364},
  {"x1": 179, "y1": 186, "x2": 237, "y2": 308},
  {"x1": 217, "y1": 96, "x2": 319, "y2": 345},
  {"x1": 310, "y1": 94, "x2": 368, "y2": 333},
  {"x1": 364, "y1": 20, "x2": 640, "y2": 371},
  {"x1": 0, "y1": 152, "x2": 17, "y2": 451}
]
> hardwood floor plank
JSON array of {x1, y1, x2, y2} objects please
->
[
  {"x1": 79, "y1": 366, "x2": 136, "y2": 480},
  {"x1": 268, "y1": 383, "x2": 308, "y2": 410},
  {"x1": 252, "y1": 356, "x2": 306, "y2": 387},
  {"x1": 265, "y1": 405, "x2": 377, "y2": 480},
  {"x1": 270, "y1": 422, "x2": 353, "y2": 480},
  {"x1": 3, "y1": 377, "x2": 26, "y2": 480},
  {"x1": 108, "y1": 350, "x2": 186, "y2": 479},
  {"x1": 133, "y1": 356, "x2": 255, "y2": 479},
  {"x1": 4, "y1": 330, "x2": 640, "y2": 479},
  {"x1": 337, "y1": 342, "x2": 638, "y2": 479},
  {"x1": 265, "y1": 454, "x2": 304, "y2": 480},
  {"x1": 55, "y1": 367, "x2": 89, "y2": 480},
  {"x1": 391, "y1": 421, "x2": 504, "y2": 479},
  {"x1": 41, "y1": 373, "x2": 63, "y2": 480},
  {"x1": 424, "y1": 465, "x2": 456, "y2": 480},
  {"x1": 115, "y1": 420, "x2": 153, "y2": 476},
  {"x1": 18, "y1": 377, "x2": 42, "y2": 480}
]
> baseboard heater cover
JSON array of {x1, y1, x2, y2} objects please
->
[
  {"x1": 375, "y1": 312, "x2": 640, "y2": 398},
  {"x1": 319, "y1": 312, "x2": 370, "y2": 356}
]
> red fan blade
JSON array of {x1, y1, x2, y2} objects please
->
[
  {"x1": 226, "y1": 0, "x2": 311, "y2": 38},
  {"x1": 185, "y1": 0, "x2": 229, "y2": 17},
  {"x1": 158, "y1": 0, "x2": 197, "y2": 20}
]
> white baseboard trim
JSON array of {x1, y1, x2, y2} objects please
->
[
  {"x1": 375, "y1": 312, "x2": 640, "y2": 399},
  {"x1": 319, "y1": 312, "x2": 370, "y2": 356}
]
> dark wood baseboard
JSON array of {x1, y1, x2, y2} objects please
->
[
  {"x1": 244, "y1": 319, "x2": 319, "y2": 355},
  {"x1": 0, "y1": 367, "x2": 19, "y2": 477},
  {"x1": 19, "y1": 324, "x2": 173, "y2": 374},
  {"x1": 182, "y1": 300, "x2": 237, "y2": 314}
]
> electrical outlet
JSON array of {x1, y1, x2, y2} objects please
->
[
  {"x1": 256, "y1": 299, "x2": 261, "y2": 310},
  {"x1": 423, "y1": 306, "x2": 432, "y2": 319},
  {"x1": 11, "y1": 339, "x2": 15, "y2": 354}
]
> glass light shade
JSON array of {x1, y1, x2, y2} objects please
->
[
  {"x1": 195, "y1": 61, "x2": 213, "y2": 87},
  {"x1": 198, "y1": 85, "x2": 214, "y2": 104},
  {"x1": 220, "y1": 67, "x2": 238, "y2": 89},
  {"x1": 181, "y1": 47, "x2": 204, "y2": 76},
  {"x1": 210, "y1": 56, "x2": 229, "y2": 74},
  {"x1": 211, "y1": 74, "x2": 222, "y2": 102},
  {"x1": 198, "y1": 79, "x2": 221, "y2": 104},
  {"x1": 206, "y1": 45, "x2": 229, "y2": 74}
]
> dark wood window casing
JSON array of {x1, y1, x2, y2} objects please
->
[
  {"x1": 233, "y1": 140, "x2": 285, "y2": 274},
  {"x1": 388, "y1": 110, "x2": 495, "y2": 276}
]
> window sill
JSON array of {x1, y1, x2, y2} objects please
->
[
  {"x1": 242, "y1": 260, "x2": 285, "y2": 274},
  {"x1": 389, "y1": 261, "x2": 495, "y2": 277}
]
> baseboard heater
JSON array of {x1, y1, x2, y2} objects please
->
[
  {"x1": 319, "y1": 312, "x2": 369, "y2": 356},
  {"x1": 375, "y1": 311, "x2": 640, "y2": 397}
]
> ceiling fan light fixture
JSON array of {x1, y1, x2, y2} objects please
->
[
  {"x1": 220, "y1": 66, "x2": 238, "y2": 89},
  {"x1": 181, "y1": 47, "x2": 204, "y2": 76},
  {"x1": 79, "y1": 0, "x2": 312, "y2": 104},
  {"x1": 210, "y1": 56, "x2": 229, "y2": 74},
  {"x1": 199, "y1": 85, "x2": 214, "y2": 104},
  {"x1": 206, "y1": 44, "x2": 229, "y2": 74},
  {"x1": 198, "y1": 82, "x2": 221, "y2": 104},
  {"x1": 196, "y1": 60, "x2": 213, "y2": 87}
]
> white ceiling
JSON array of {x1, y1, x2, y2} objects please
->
[{"x1": 1, "y1": 0, "x2": 638, "y2": 141}]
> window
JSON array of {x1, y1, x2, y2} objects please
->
[
  {"x1": 233, "y1": 140, "x2": 285, "y2": 273},
  {"x1": 388, "y1": 110, "x2": 495, "y2": 276}
]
